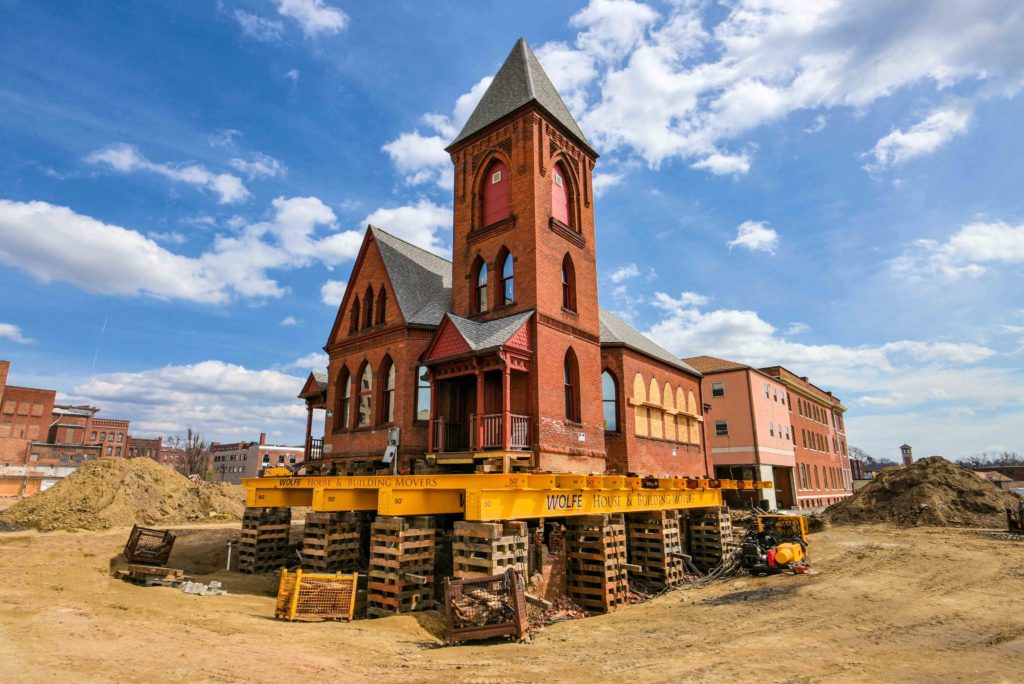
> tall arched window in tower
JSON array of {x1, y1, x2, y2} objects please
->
[
  {"x1": 379, "y1": 358, "x2": 395, "y2": 424},
  {"x1": 349, "y1": 297, "x2": 360, "y2": 334},
  {"x1": 336, "y1": 366, "x2": 351, "y2": 429},
  {"x1": 561, "y1": 255, "x2": 576, "y2": 312},
  {"x1": 564, "y1": 348, "x2": 580, "y2": 422},
  {"x1": 499, "y1": 249, "x2": 514, "y2": 305},
  {"x1": 363, "y1": 286, "x2": 375, "y2": 329},
  {"x1": 357, "y1": 363, "x2": 373, "y2": 427},
  {"x1": 481, "y1": 159, "x2": 510, "y2": 227},
  {"x1": 602, "y1": 370, "x2": 618, "y2": 432},
  {"x1": 552, "y1": 161, "x2": 571, "y2": 227},
  {"x1": 376, "y1": 286, "x2": 387, "y2": 325},
  {"x1": 472, "y1": 257, "x2": 489, "y2": 314}
]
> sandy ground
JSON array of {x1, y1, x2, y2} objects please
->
[{"x1": 1, "y1": 522, "x2": 1022, "y2": 683}]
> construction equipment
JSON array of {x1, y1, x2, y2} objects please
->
[
  {"x1": 1007, "y1": 500, "x2": 1024, "y2": 533},
  {"x1": 739, "y1": 514, "x2": 809, "y2": 576}
]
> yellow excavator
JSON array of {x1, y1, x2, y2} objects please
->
[{"x1": 739, "y1": 514, "x2": 810, "y2": 576}]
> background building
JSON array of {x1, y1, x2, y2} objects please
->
[{"x1": 210, "y1": 432, "x2": 304, "y2": 484}]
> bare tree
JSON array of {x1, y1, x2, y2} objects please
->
[
  {"x1": 167, "y1": 427, "x2": 209, "y2": 478},
  {"x1": 958, "y1": 451, "x2": 1024, "y2": 468},
  {"x1": 849, "y1": 446, "x2": 898, "y2": 474}
]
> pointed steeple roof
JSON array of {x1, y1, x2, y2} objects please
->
[{"x1": 448, "y1": 38, "x2": 594, "y2": 154}]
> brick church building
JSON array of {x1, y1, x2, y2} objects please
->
[{"x1": 301, "y1": 39, "x2": 707, "y2": 478}]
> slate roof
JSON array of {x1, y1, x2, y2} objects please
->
[
  {"x1": 449, "y1": 38, "x2": 592, "y2": 153},
  {"x1": 446, "y1": 310, "x2": 535, "y2": 352},
  {"x1": 683, "y1": 355, "x2": 751, "y2": 374},
  {"x1": 370, "y1": 226, "x2": 452, "y2": 326},
  {"x1": 599, "y1": 308, "x2": 701, "y2": 376},
  {"x1": 312, "y1": 372, "x2": 327, "y2": 390}
]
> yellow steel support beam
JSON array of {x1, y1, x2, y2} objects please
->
[{"x1": 242, "y1": 473, "x2": 769, "y2": 521}]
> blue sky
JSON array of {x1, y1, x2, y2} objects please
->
[{"x1": 1, "y1": 0, "x2": 1022, "y2": 460}]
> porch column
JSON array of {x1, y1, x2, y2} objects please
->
[
  {"x1": 428, "y1": 374, "x2": 438, "y2": 452},
  {"x1": 502, "y1": 365, "x2": 511, "y2": 451},
  {"x1": 304, "y1": 405, "x2": 313, "y2": 460},
  {"x1": 475, "y1": 367, "x2": 485, "y2": 452}
]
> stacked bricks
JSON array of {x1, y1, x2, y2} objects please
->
[
  {"x1": 301, "y1": 511, "x2": 367, "y2": 573},
  {"x1": 688, "y1": 506, "x2": 736, "y2": 571},
  {"x1": 452, "y1": 520, "x2": 529, "y2": 579},
  {"x1": 626, "y1": 510, "x2": 686, "y2": 590},
  {"x1": 565, "y1": 514, "x2": 629, "y2": 613},
  {"x1": 238, "y1": 507, "x2": 291, "y2": 574},
  {"x1": 366, "y1": 515, "x2": 436, "y2": 617}
]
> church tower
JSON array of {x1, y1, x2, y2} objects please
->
[{"x1": 445, "y1": 38, "x2": 605, "y2": 471}]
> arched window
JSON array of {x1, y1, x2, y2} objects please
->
[
  {"x1": 481, "y1": 159, "x2": 510, "y2": 226},
  {"x1": 376, "y1": 287, "x2": 387, "y2": 325},
  {"x1": 632, "y1": 373, "x2": 647, "y2": 437},
  {"x1": 336, "y1": 367, "x2": 351, "y2": 429},
  {"x1": 380, "y1": 359, "x2": 396, "y2": 424},
  {"x1": 552, "y1": 161, "x2": 571, "y2": 227},
  {"x1": 357, "y1": 363, "x2": 373, "y2": 427},
  {"x1": 602, "y1": 371, "x2": 618, "y2": 432},
  {"x1": 363, "y1": 286, "x2": 375, "y2": 329},
  {"x1": 499, "y1": 250, "x2": 514, "y2": 305},
  {"x1": 564, "y1": 349, "x2": 580, "y2": 422},
  {"x1": 561, "y1": 255, "x2": 576, "y2": 312},
  {"x1": 349, "y1": 297, "x2": 360, "y2": 334},
  {"x1": 415, "y1": 366, "x2": 431, "y2": 422},
  {"x1": 472, "y1": 257, "x2": 489, "y2": 314}
]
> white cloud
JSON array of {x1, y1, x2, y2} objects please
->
[
  {"x1": 892, "y1": 220, "x2": 1024, "y2": 281},
  {"x1": 146, "y1": 231, "x2": 187, "y2": 245},
  {"x1": 865, "y1": 102, "x2": 972, "y2": 171},
  {"x1": 0, "y1": 197, "x2": 368, "y2": 303},
  {"x1": 727, "y1": 220, "x2": 779, "y2": 254},
  {"x1": 273, "y1": 0, "x2": 348, "y2": 38},
  {"x1": 691, "y1": 152, "x2": 751, "y2": 176},
  {"x1": 609, "y1": 263, "x2": 640, "y2": 283},
  {"x1": 320, "y1": 279, "x2": 347, "y2": 305},
  {"x1": 286, "y1": 352, "x2": 328, "y2": 370},
  {"x1": 805, "y1": 115, "x2": 827, "y2": 134},
  {"x1": 234, "y1": 10, "x2": 284, "y2": 42},
  {"x1": 280, "y1": 316, "x2": 300, "y2": 326},
  {"x1": 86, "y1": 143, "x2": 250, "y2": 204},
  {"x1": 382, "y1": 76, "x2": 492, "y2": 190},
  {"x1": 229, "y1": 153, "x2": 288, "y2": 179},
  {"x1": 66, "y1": 361, "x2": 307, "y2": 443},
  {"x1": 593, "y1": 171, "x2": 625, "y2": 196},
  {"x1": 785, "y1": 322, "x2": 810, "y2": 336},
  {"x1": 285, "y1": 69, "x2": 301, "y2": 84},
  {"x1": 362, "y1": 199, "x2": 453, "y2": 256},
  {"x1": 0, "y1": 323, "x2": 33, "y2": 345}
]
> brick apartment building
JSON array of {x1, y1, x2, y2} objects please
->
[
  {"x1": 300, "y1": 39, "x2": 707, "y2": 478},
  {"x1": 686, "y1": 357, "x2": 853, "y2": 510},
  {"x1": 211, "y1": 432, "x2": 304, "y2": 484}
]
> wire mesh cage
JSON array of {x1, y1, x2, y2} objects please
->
[
  {"x1": 275, "y1": 569, "x2": 359, "y2": 621},
  {"x1": 443, "y1": 568, "x2": 528, "y2": 645},
  {"x1": 123, "y1": 525, "x2": 176, "y2": 566}
]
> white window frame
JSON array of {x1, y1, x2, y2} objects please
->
[
  {"x1": 715, "y1": 420, "x2": 729, "y2": 437},
  {"x1": 491, "y1": 170, "x2": 502, "y2": 184},
  {"x1": 711, "y1": 381, "x2": 725, "y2": 397}
]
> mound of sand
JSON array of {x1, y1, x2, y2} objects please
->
[
  {"x1": 827, "y1": 456, "x2": 1020, "y2": 527},
  {"x1": 0, "y1": 457, "x2": 246, "y2": 532}
]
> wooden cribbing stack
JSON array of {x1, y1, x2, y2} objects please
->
[
  {"x1": 565, "y1": 514, "x2": 629, "y2": 613},
  {"x1": 626, "y1": 510, "x2": 686, "y2": 589},
  {"x1": 452, "y1": 520, "x2": 528, "y2": 579},
  {"x1": 688, "y1": 506, "x2": 736, "y2": 571},
  {"x1": 238, "y1": 507, "x2": 291, "y2": 574},
  {"x1": 301, "y1": 511, "x2": 366, "y2": 573},
  {"x1": 366, "y1": 515, "x2": 436, "y2": 617}
]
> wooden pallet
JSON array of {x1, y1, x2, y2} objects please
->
[
  {"x1": 116, "y1": 564, "x2": 185, "y2": 587},
  {"x1": 565, "y1": 514, "x2": 629, "y2": 613},
  {"x1": 301, "y1": 511, "x2": 365, "y2": 573},
  {"x1": 452, "y1": 521, "x2": 528, "y2": 579},
  {"x1": 238, "y1": 507, "x2": 291, "y2": 574},
  {"x1": 366, "y1": 516, "x2": 436, "y2": 617},
  {"x1": 627, "y1": 510, "x2": 686, "y2": 589},
  {"x1": 688, "y1": 507, "x2": 735, "y2": 570}
]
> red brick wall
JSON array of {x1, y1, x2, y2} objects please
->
[
  {"x1": 601, "y1": 348, "x2": 707, "y2": 478},
  {"x1": 0, "y1": 386, "x2": 56, "y2": 443},
  {"x1": 87, "y1": 418, "x2": 130, "y2": 457}
]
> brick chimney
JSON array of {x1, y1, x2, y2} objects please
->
[
  {"x1": 259, "y1": 432, "x2": 267, "y2": 446},
  {"x1": 0, "y1": 360, "x2": 9, "y2": 391}
]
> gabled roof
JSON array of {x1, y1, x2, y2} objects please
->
[
  {"x1": 599, "y1": 308, "x2": 701, "y2": 376},
  {"x1": 447, "y1": 310, "x2": 534, "y2": 352},
  {"x1": 370, "y1": 226, "x2": 452, "y2": 326},
  {"x1": 449, "y1": 38, "x2": 593, "y2": 154},
  {"x1": 684, "y1": 355, "x2": 751, "y2": 374}
]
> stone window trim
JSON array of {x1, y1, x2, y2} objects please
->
[{"x1": 549, "y1": 216, "x2": 585, "y2": 247}]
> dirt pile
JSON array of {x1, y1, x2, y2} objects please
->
[
  {"x1": 0, "y1": 457, "x2": 246, "y2": 531},
  {"x1": 827, "y1": 456, "x2": 1020, "y2": 527}
]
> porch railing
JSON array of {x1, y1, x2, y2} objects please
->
[
  {"x1": 510, "y1": 414, "x2": 530, "y2": 450},
  {"x1": 472, "y1": 414, "x2": 531, "y2": 451},
  {"x1": 431, "y1": 418, "x2": 467, "y2": 453},
  {"x1": 305, "y1": 437, "x2": 323, "y2": 462}
]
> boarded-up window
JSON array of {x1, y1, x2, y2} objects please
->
[
  {"x1": 1, "y1": 400, "x2": 14, "y2": 415},
  {"x1": 482, "y1": 160, "x2": 511, "y2": 226},
  {"x1": 31, "y1": 403, "x2": 44, "y2": 417},
  {"x1": 632, "y1": 373, "x2": 647, "y2": 437},
  {"x1": 552, "y1": 162, "x2": 571, "y2": 226},
  {"x1": 662, "y1": 383, "x2": 675, "y2": 441}
]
